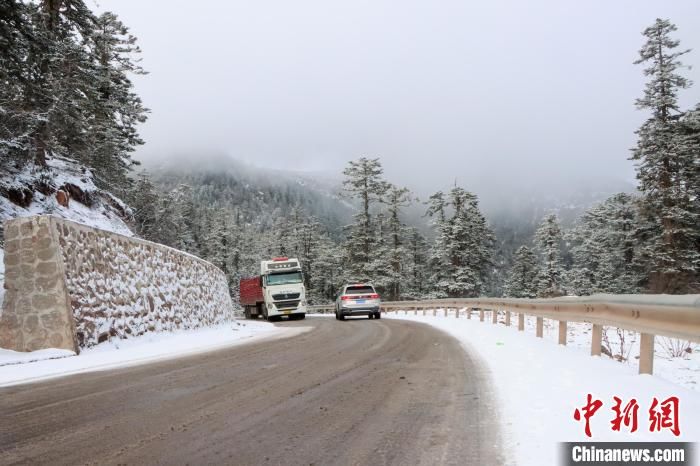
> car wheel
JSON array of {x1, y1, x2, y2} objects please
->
[
  {"x1": 339, "y1": 313, "x2": 345, "y2": 321},
  {"x1": 368, "y1": 313, "x2": 373, "y2": 319},
  {"x1": 375, "y1": 312, "x2": 381, "y2": 319}
]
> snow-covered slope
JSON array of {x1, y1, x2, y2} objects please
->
[
  {"x1": 388, "y1": 312, "x2": 700, "y2": 466},
  {"x1": 0, "y1": 156, "x2": 133, "y2": 238}
]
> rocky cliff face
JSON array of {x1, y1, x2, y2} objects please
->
[{"x1": 0, "y1": 155, "x2": 134, "y2": 245}]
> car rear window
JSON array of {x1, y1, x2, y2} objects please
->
[{"x1": 345, "y1": 286, "x2": 375, "y2": 294}]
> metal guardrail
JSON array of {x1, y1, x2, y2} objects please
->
[{"x1": 307, "y1": 295, "x2": 700, "y2": 375}]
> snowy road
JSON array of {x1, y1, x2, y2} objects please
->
[{"x1": 0, "y1": 317, "x2": 502, "y2": 465}]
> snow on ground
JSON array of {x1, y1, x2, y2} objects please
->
[
  {"x1": 515, "y1": 312, "x2": 700, "y2": 392},
  {"x1": 0, "y1": 320, "x2": 308, "y2": 387},
  {"x1": 387, "y1": 311, "x2": 700, "y2": 466},
  {"x1": 0, "y1": 155, "x2": 133, "y2": 236},
  {"x1": 0, "y1": 348, "x2": 75, "y2": 366}
]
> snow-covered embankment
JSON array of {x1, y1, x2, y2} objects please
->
[
  {"x1": 387, "y1": 312, "x2": 700, "y2": 466},
  {"x1": 0, "y1": 320, "x2": 308, "y2": 387}
]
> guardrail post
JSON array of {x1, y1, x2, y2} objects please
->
[
  {"x1": 505, "y1": 311, "x2": 511, "y2": 326},
  {"x1": 492, "y1": 309, "x2": 498, "y2": 324},
  {"x1": 639, "y1": 333, "x2": 655, "y2": 375},
  {"x1": 591, "y1": 324, "x2": 602, "y2": 356},
  {"x1": 467, "y1": 308, "x2": 471, "y2": 319},
  {"x1": 518, "y1": 313, "x2": 524, "y2": 331},
  {"x1": 444, "y1": 308, "x2": 448, "y2": 317},
  {"x1": 433, "y1": 309, "x2": 437, "y2": 317},
  {"x1": 456, "y1": 308, "x2": 460, "y2": 318},
  {"x1": 422, "y1": 308, "x2": 426, "y2": 316},
  {"x1": 536, "y1": 317, "x2": 543, "y2": 338},
  {"x1": 558, "y1": 321, "x2": 567, "y2": 345},
  {"x1": 414, "y1": 308, "x2": 417, "y2": 316},
  {"x1": 479, "y1": 309, "x2": 484, "y2": 322}
]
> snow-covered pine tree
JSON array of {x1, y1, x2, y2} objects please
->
[
  {"x1": 534, "y1": 213, "x2": 566, "y2": 297},
  {"x1": 403, "y1": 227, "x2": 429, "y2": 300},
  {"x1": 382, "y1": 185, "x2": 413, "y2": 300},
  {"x1": 86, "y1": 11, "x2": 148, "y2": 193},
  {"x1": 369, "y1": 212, "x2": 392, "y2": 293},
  {"x1": 308, "y1": 236, "x2": 345, "y2": 303},
  {"x1": 202, "y1": 210, "x2": 241, "y2": 298},
  {"x1": 424, "y1": 191, "x2": 450, "y2": 297},
  {"x1": 0, "y1": 0, "x2": 35, "y2": 169},
  {"x1": 128, "y1": 172, "x2": 159, "y2": 238},
  {"x1": 631, "y1": 19, "x2": 698, "y2": 293},
  {"x1": 673, "y1": 103, "x2": 700, "y2": 290},
  {"x1": 567, "y1": 193, "x2": 642, "y2": 295},
  {"x1": 503, "y1": 246, "x2": 539, "y2": 298},
  {"x1": 444, "y1": 187, "x2": 494, "y2": 297},
  {"x1": 0, "y1": 1, "x2": 147, "y2": 194},
  {"x1": 341, "y1": 157, "x2": 390, "y2": 281}
]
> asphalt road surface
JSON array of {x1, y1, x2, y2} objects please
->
[{"x1": 0, "y1": 317, "x2": 503, "y2": 465}]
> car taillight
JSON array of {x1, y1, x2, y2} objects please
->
[
  {"x1": 369, "y1": 293, "x2": 379, "y2": 299},
  {"x1": 341, "y1": 295, "x2": 351, "y2": 300}
]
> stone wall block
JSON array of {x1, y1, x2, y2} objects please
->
[
  {"x1": 4, "y1": 239, "x2": 19, "y2": 254},
  {"x1": 1, "y1": 215, "x2": 234, "y2": 352},
  {"x1": 5, "y1": 222, "x2": 19, "y2": 239},
  {"x1": 36, "y1": 262, "x2": 58, "y2": 276}
]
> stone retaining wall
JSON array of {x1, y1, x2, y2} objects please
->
[{"x1": 0, "y1": 216, "x2": 234, "y2": 352}]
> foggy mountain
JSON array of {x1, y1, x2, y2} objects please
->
[
  {"x1": 143, "y1": 153, "x2": 635, "y2": 235},
  {"x1": 142, "y1": 153, "x2": 355, "y2": 237}
]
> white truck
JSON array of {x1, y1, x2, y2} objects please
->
[{"x1": 239, "y1": 257, "x2": 307, "y2": 321}]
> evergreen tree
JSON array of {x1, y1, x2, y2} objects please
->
[
  {"x1": 425, "y1": 187, "x2": 493, "y2": 298},
  {"x1": 0, "y1": 1, "x2": 147, "y2": 193},
  {"x1": 368, "y1": 212, "x2": 392, "y2": 293},
  {"x1": 504, "y1": 246, "x2": 539, "y2": 298},
  {"x1": 382, "y1": 185, "x2": 413, "y2": 300},
  {"x1": 424, "y1": 191, "x2": 451, "y2": 297},
  {"x1": 404, "y1": 227, "x2": 429, "y2": 299},
  {"x1": 127, "y1": 172, "x2": 159, "y2": 238},
  {"x1": 535, "y1": 213, "x2": 565, "y2": 297},
  {"x1": 444, "y1": 187, "x2": 494, "y2": 297},
  {"x1": 85, "y1": 11, "x2": 148, "y2": 193},
  {"x1": 567, "y1": 193, "x2": 642, "y2": 295},
  {"x1": 631, "y1": 19, "x2": 698, "y2": 293},
  {"x1": 341, "y1": 157, "x2": 389, "y2": 281},
  {"x1": 0, "y1": 0, "x2": 34, "y2": 168}
]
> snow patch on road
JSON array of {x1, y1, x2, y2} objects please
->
[
  {"x1": 387, "y1": 312, "x2": 700, "y2": 466},
  {"x1": 0, "y1": 347, "x2": 75, "y2": 366},
  {"x1": 0, "y1": 320, "x2": 308, "y2": 387}
]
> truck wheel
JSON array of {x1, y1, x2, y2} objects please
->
[
  {"x1": 375, "y1": 312, "x2": 381, "y2": 320},
  {"x1": 368, "y1": 313, "x2": 373, "y2": 319},
  {"x1": 298, "y1": 313, "x2": 306, "y2": 320}
]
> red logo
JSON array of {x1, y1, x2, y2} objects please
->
[{"x1": 574, "y1": 394, "x2": 680, "y2": 437}]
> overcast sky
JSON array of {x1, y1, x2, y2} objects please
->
[{"x1": 98, "y1": 0, "x2": 700, "y2": 195}]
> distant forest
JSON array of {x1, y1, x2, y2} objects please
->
[{"x1": 1, "y1": 3, "x2": 698, "y2": 301}]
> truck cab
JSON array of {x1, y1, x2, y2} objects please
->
[{"x1": 260, "y1": 257, "x2": 307, "y2": 320}]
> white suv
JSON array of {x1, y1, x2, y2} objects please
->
[{"x1": 335, "y1": 284, "x2": 381, "y2": 320}]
